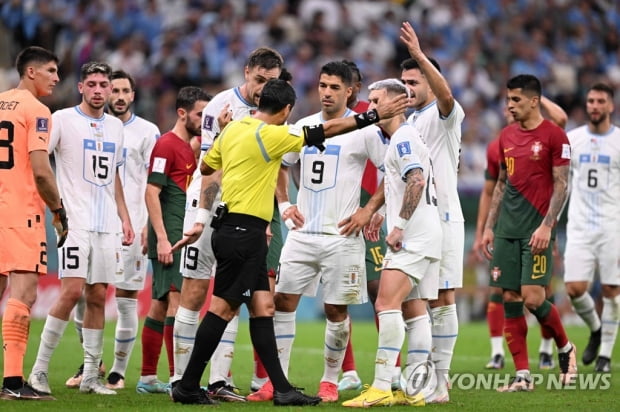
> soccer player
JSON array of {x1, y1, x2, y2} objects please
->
[
  {"x1": 29, "y1": 61, "x2": 134, "y2": 396},
  {"x1": 343, "y1": 78, "x2": 439, "y2": 408},
  {"x1": 252, "y1": 61, "x2": 389, "y2": 403},
  {"x1": 136, "y1": 86, "x2": 209, "y2": 394},
  {"x1": 399, "y1": 21, "x2": 464, "y2": 402},
  {"x1": 481, "y1": 74, "x2": 577, "y2": 391},
  {"x1": 0, "y1": 46, "x2": 67, "y2": 401},
  {"x1": 103, "y1": 70, "x2": 160, "y2": 389},
  {"x1": 473, "y1": 99, "x2": 568, "y2": 370},
  {"x1": 337, "y1": 59, "x2": 388, "y2": 392},
  {"x1": 564, "y1": 83, "x2": 620, "y2": 373},
  {"x1": 170, "y1": 47, "x2": 283, "y2": 400},
  {"x1": 171, "y1": 78, "x2": 407, "y2": 405}
]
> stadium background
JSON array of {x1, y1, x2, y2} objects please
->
[{"x1": 1, "y1": 0, "x2": 619, "y2": 322}]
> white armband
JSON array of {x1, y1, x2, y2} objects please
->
[
  {"x1": 393, "y1": 216, "x2": 409, "y2": 230},
  {"x1": 195, "y1": 208, "x2": 209, "y2": 225},
  {"x1": 278, "y1": 201, "x2": 292, "y2": 216}
]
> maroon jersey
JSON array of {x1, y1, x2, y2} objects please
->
[{"x1": 495, "y1": 119, "x2": 570, "y2": 238}]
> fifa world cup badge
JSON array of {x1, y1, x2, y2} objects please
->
[{"x1": 492, "y1": 266, "x2": 501, "y2": 281}]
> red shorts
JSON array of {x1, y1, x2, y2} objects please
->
[{"x1": 0, "y1": 225, "x2": 47, "y2": 275}]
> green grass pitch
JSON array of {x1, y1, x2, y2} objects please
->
[{"x1": 0, "y1": 318, "x2": 618, "y2": 411}]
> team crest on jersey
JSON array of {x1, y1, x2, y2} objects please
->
[
  {"x1": 530, "y1": 141, "x2": 543, "y2": 160},
  {"x1": 397, "y1": 141, "x2": 411, "y2": 157},
  {"x1": 203, "y1": 114, "x2": 214, "y2": 131},
  {"x1": 491, "y1": 266, "x2": 501, "y2": 281},
  {"x1": 36, "y1": 117, "x2": 48, "y2": 132}
]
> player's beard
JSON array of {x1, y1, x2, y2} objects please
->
[
  {"x1": 588, "y1": 111, "x2": 607, "y2": 126},
  {"x1": 185, "y1": 119, "x2": 201, "y2": 137},
  {"x1": 109, "y1": 100, "x2": 130, "y2": 117}
]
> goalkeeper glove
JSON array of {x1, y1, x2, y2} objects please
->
[{"x1": 52, "y1": 199, "x2": 68, "y2": 247}]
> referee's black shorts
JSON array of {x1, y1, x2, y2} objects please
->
[{"x1": 211, "y1": 213, "x2": 270, "y2": 305}]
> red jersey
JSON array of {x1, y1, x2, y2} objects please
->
[
  {"x1": 485, "y1": 137, "x2": 500, "y2": 181},
  {"x1": 495, "y1": 119, "x2": 570, "y2": 238}
]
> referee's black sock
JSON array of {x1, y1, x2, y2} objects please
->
[
  {"x1": 249, "y1": 316, "x2": 293, "y2": 393},
  {"x1": 180, "y1": 311, "x2": 228, "y2": 391}
]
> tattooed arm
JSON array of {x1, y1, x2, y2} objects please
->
[
  {"x1": 529, "y1": 164, "x2": 569, "y2": 255},
  {"x1": 480, "y1": 165, "x2": 507, "y2": 260},
  {"x1": 171, "y1": 171, "x2": 222, "y2": 252},
  {"x1": 386, "y1": 167, "x2": 425, "y2": 251}
]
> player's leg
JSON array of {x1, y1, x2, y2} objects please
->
[
  {"x1": 427, "y1": 221, "x2": 463, "y2": 401},
  {"x1": 137, "y1": 260, "x2": 169, "y2": 394},
  {"x1": 1, "y1": 225, "x2": 55, "y2": 400},
  {"x1": 594, "y1": 238, "x2": 620, "y2": 372},
  {"x1": 79, "y1": 233, "x2": 118, "y2": 395},
  {"x1": 342, "y1": 262, "x2": 415, "y2": 408},
  {"x1": 29, "y1": 230, "x2": 89, "y2": 394},
  {"x1": 521, "y1": 240, "x2": 576, "y2": 385},
  {"x1": 107, "y1": 239, "x2": 147, "y2": 389},
  {"x1": 164, "y1": 288, "x2": 180, "y2": 379},
  {"x1": 486, "y1": 286, "x2": 505, "y2": 369}
]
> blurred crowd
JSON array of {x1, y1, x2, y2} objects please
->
[{"x1": 1, "y1": 0, "x2": 620, "y2": 192}]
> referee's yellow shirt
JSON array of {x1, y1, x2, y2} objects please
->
[{"x1": 204, "y1": 115, "x2": 305, "y2": 222}]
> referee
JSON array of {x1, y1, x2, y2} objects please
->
[{"x1": 172, "y1": 79, "x2": 406, "y2": 406}]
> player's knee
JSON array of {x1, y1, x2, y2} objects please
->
[{"x1": 565, "y1": 282, "x2": 586, "y2": 299}]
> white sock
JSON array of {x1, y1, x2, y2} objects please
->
[
  {"x1": 172, "y1": 306, "x2": 200, "y2": 383},
  {"x1": 32, "y1": 315, "x2": 69, "y2": 373},
  {"x1": 539, "y1": 337, "x2": 554, "y2": 355},
  {"x1": 431, "y1": 304, "x2": 458, "y2": 388},
  {"x1": 491, "y1": 336, "x2": 504, "y2": 357},
  {"x1": 405, "y1": 314, "x2": 432, "y2": 365},
  {"x1": 274, "y1": 310, "x2": 296, "y2": 378},
  {"x1": 599, "y1": 296, "x2": 620, "y2": 358},
  {"x1": 110, "y1": 297, "x2": 138, "y2": 377},
  {"x1": 320, "y1": 317, "x2": 349, "y2": 384},
  {"x1": 372, "y1": 310, "x2": 405, "y2": 392},
  {"x1": 570, "y1": 293, "x2": 601, "y2": 331},
  {"x1": 74, "y1": 294, "x2": 86, "y2": 344},
  {"x1": 82, "y1": 328, "x2": 104, "y2": 382},
  {"x1": 209, "y1": 314, "x2": 238, "y2": 385}
]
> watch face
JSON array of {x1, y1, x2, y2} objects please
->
[{"x1": 367, "y1": 110, "x2": 377, "y2": 121}]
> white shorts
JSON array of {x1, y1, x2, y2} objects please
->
[
  {"x1": 383, "y1": 248, "x2": 439, "y2": 300},
  {"x1": 438, "y1": 220, "x2": 464, "y2": 289},
  {"x1": 564, "y1": 232, "x2": 620, "y2": 285},
  {"x1": 180, "y1": 198, "x2": 216, "y2": 280},
  {"x1": 58, "y1": 229, "x2": 117, "y2": 285},
  {"x1": 276, "y1": 231, "x2": 368, "y2": 305},
  {"x1": 114, "y1": 233, "x2": 148, "y2": 291}
]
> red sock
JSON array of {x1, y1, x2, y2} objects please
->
[
  {"x1": 141, "y1": 317, "x2": 163, "y2": 376},
  {"x1": 504, "y1": 315, "x2": 529, "y2": 371},
  {"x1": 539, "y1": 304, "x2": 568, "y2": 348},
  {"x1": 487, "y1": 300, "x2": 505, "y2": 337},
  {"x1": 164, "y1": 316, "x2": 175, "y2": 376},
  {"x1": 254, "y1": 348, "x2": 268, "y2": 379},
  {"x1": 341, "y1": 321, "x2": 356, "y2": 372}
]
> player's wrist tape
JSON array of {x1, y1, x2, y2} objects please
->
[
  {"x1": 393, "y1": 216, "x2": 408, "y2": 230},
  {"x1": 195, "y1": 208, "x2": 209, "y2": 225},
  {"x1": 377, "y1": 204, "x2": 386, "y2": 217},
  {"x1": 354, "y1": 109, "x2": 380, "y2": 129},
  {"x1": 278, "y1": 201, "x2": 292, "y2": 216}
]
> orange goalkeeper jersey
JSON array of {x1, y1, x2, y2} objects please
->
[{"x1": 0, "y1": 88, "x2": 52, "y2": 228}]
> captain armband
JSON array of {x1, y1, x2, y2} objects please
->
[
  {"x1": 303, "y1": 124, "x2": 326, "y2": 151},
  {"x1": 354, "y1": 109, "x2": 380, "y2": 129}
]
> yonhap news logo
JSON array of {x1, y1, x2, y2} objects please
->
[{"x1": 446, "y1": 373, "x2": 611, "y2": 391}]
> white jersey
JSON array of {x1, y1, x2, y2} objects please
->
[
  {"x1": 285, "y1": 109, "x2": 388, "y2": 235},
  {"x1": 186, "y1": 87, "x2": 257, "y2": 209},
  {"x1": 566, "y1": 124, "x2": 620, "y2": 234},
  {"x1": 407, "y1": 99, "x2": 464, "y2": 222},
  {"x1": 49, "y1": 106, "x2": 125, "y2": 233},
  {"x1": 118, "y1": 113, "x2": 159, "y2": 232},
  {"x1": 384, "y1": 122, "x2": 441, "y2": 258}
]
